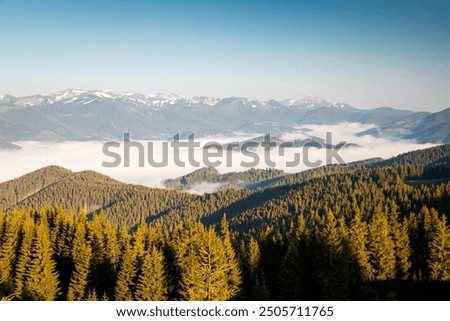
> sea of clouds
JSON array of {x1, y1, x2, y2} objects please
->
[{"x1": 0, "y1": 123, "x2": 436, "y2": 193}]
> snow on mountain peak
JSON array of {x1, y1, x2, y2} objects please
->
[
  {"x1": 281, "y1": 95, "x2": 346, "y2": 109},
  {"x1": 0, "y1": 89, "x2": 350, "y2": 110}
]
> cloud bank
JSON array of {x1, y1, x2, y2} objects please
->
[{"x1": 0, "y1": 123, "x2": 437, "y2": 192}]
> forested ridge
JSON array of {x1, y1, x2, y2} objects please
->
[{"x1": 0, "y1": 145, "x2": 450, "y2": 300}]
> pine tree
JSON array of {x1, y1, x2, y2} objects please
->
[
  {"x1": 114, "y1": 240, "x2": 136, "y2": 301},
  {"x1": 348, "y1": 208, "x2": 373, "y2": 282},
  {"x1": 86, "y1": 288, "x2": 99, "y2": 301},
  {"x1": 51, "y1": 208, "x2": 76, "y2": 295},
  {"x1": 278, "y1": 215, "x2": 309, "y2": 300},
  {"x1": 367, "y1": 206, "x2": 396, "y2": 280},
  {"x1": 89, "y1": 211, "x2": 119, "y2": 298},
  {"x1": 135, "y1": 246, "x2": 168, "y2": 300},
  {"x1": 220, "y1": 214, "x2": 241, "y2": 299},
  {"x1": 0, "y1": 210, "x2": 5, "y2": 241},
  {"x1": 23, "y1": 222, "x2": 60, "y2": 300},
  {"x1": 147, "y1": 222, "x2": 165, "y2": 249},
  {"x1": 67, "y1": 216, "x2": 92, "y2": 300},
  {"x1": 14, "y1": 213, "x2": 36, "y2": 295},
  {"x1": 409, "y1": 206, "x2": 441, "y2": 280},
  {"x1": 313, "y1": 209, "x2": 349, "y2": 300},
  {"x1": 175, "y1": 221, "x2": 239, "y2": 301},
  {"x1": 387, "y1": 201, "x2": 411, "y2": 280},
  {"x1": 0, "y1": 213, "x2": 21, "y2": 283},
  {"x1": 428, "y1": 216, "x2": 450, "y2": 281},
  {"x1": 133, "y1": 220, "x2": 149, "y2": 262},
  {"x1": 245, "y1": 237, "x2": 270, "y2": 300}
]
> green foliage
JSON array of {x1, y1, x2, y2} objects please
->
[
  {"x1": 114, "y1": 240, "x2": 136, "y2": 301},
  {"x1": 428, "y1": 216, "x2": 450, "y2": 281},
  {"x1": 135, "y1": 246, "x2": 168, "y2": 301},
  {"x1": 0, "y1": 145, "x2": 450, "y2": 300},
  {"x1": 367, "y1": 206, "x2": 396, "y2": 280},
  {"x1": 243, "y1": 237, "x2": 270, "y2": 300},
  {"x1": 67, "y1": 216, "x2": 92, "y2": 300},
  {"x1": 22, "y1": 221, "x2": 60, "y2": 300},
  {"x1": 174, "y1": 221, "x2": 240, "y2": 301},
  {"x1": 0, "y1": 211, "x2": 21, "y2": 283},
  {"x1": 313, "y1": 210, "x2": 349, "y2": 299}
]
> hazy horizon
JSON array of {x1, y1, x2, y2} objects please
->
[{"x1": 1, "y1": 88, "x2": 449, "y2": 113}]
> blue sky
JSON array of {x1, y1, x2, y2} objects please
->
[{"x1": 0, "y1": 0, "x2": 449, "y2": 110}]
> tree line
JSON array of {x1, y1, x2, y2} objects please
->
[{"x1": 0, "y1": 202, "x2": 449, "y2": 301}]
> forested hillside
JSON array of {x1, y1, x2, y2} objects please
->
[
  {"x1": 1, "y1": 145, "x2": 450, "y2": 300},
  {"x1": 163, "y1": 167, "x2": 287, "y2": 191}
]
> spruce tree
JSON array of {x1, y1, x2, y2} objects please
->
[
  {"x1": 387, "y1": 201, "x2": 411, "y2": 280},
  {"x1": 367, "y1": 206, "x2": 396, "y2": 280},
  {"x1": 429, "y1": 216, "x2": 450, "y2": 281},
  {"x1": 245, "y1": 237, "x2": 270, "y2": 300},
  {"x1": 176, "y1": 221, "x2": 240, "y2": 300},
  {"x1": 67, "y1": 216, "x2": 92, "y2": 300},
  {"x1": 0, "y1": 210, "x2": 5, "y2": 241},
  {"x1": 220, "y1": 214, "x2": 241, "y2": 299},
  {"x1": 278, "y1": 215, "x2": 309, "y2": 300},
  {"x1": 135, "y1": 246, "x2": 168, "y2": 300},
  {"x1": 313, "y1": 209, "x2": 349, "y2": 300},
  {"x1": 348, "y1": 208, "x2": 373, "y2": 282},
  {"x1": 409, "y1": 206, "x2": 441, "y2": 280},
  {"x1": 14, "y1": 214, "x2": 36, "y2": 296},
  {"x1": 0, "y1": 213, "x2": 20, "y2": 283},
  {"x1": 23, "y1": 222, "x2": 60, "y2": 300},
  {"x1": 114, "y1": 240, "x2": 136, "y2": 301}
]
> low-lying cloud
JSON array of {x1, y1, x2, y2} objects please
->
[
  {"x1": 0, "y1": 123, "x2": 437, "y2": 193},
  {"x1": 187, "y1": 183, "x2": 224, "y2": 195}
]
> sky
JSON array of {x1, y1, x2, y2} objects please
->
[{"x1": 0, "y1": 0, "x2": 449, "y2": 111}]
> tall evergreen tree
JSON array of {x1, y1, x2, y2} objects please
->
[
  {"x1": 67, "y1": 216, "x2": 92, "y2": 300},
  {"x1": 220, "y1": 214, "x2": 241, "y2": 299},
  {"x1": 135, "y1": 246, "x2": 168, "y2": 301},
  {"x1": 278, "y1": 215, "x2": 310, "y2": 300},
  {"x1": 409, "y1": 206, "x2": 441, "y2": 280},
  {"x1": 367, "y1": 206, "x2": 396, "y2": 280},
  {"x1": 428, "y1": 216, "x2": 450, "y2": 281},
  {"x1": 313, "y1": 209, "x2": 349, "y2": 300},
  {"x1": 244, "y1": 237, "x2": 270, "y2": 300},
  {"x1": 387, "y1": 201, "x2": 411, "y2": 280},
  {"x1": 348, "y1": 208, "x2": 373, "y2": 282},
  {"x1": 0, "y1": 213, "x2": 21, "y2": 283},
  {"x1": 14, "y1": 213, "x2": 36, "y2": 295},
  {"x1": 175, "y1": 221, "x2": 239, "y2": 301},
  {"x1": 115, "y1": 240, "x2": 136, "y2": 301},
  {"x1": 23, "y1": 222, "x2": 60, "y2": 300}
]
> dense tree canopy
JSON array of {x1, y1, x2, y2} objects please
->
[{"x1": 1, "y1": 144, "x2": 450, "y2": 300}]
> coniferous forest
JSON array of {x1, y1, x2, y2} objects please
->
[{"x1": 0, "y1": 145, "x2": 450, "y2": 301}]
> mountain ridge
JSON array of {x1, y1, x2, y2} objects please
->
[
  {"x1": 1, "y1": 144, "x2": 449, "y2": 231},
  {"x1": 1, "y1": 89, "x2": 449, "y2": 146}
]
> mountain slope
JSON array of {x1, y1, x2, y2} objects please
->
[
  {"x1": 3, "y1": 89, "x2": 444, "y2": 146},
  {"x1": 2, "y1": 145, "x2": 449, "y2": 232},
  {"x1": 405, "y1": 108, "x2": 450, "y2": 143},
  {"x1": 163, "y1": 167, "x2": 287, "y2": 191}
]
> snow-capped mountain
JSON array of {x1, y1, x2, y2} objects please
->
[
  {"x1": 0, "y1": 89, "x2": 221, "y2": 109},
  {"x1": 1, "y1": 89, "x2": 348, "y2": 110},
  {"x1": 0, "y1": 89, "x2": 448, "y2": 146},
  {"x1": 281, "y1": 95, "x2": 351, "y2": 109}
]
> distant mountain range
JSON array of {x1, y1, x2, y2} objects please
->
[{"x1": 0, "y1": 89, "x2": 449, "y2": 148}]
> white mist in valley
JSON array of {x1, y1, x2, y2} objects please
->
[{"x1": 0, "y1": 123, "x2": 437, "y2": 192}]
